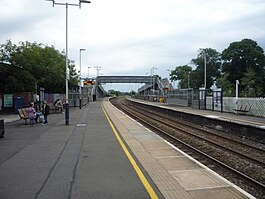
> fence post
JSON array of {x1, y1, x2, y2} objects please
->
[{"x1": 221, "y1": 90, "x2": 223, "y2": 113}]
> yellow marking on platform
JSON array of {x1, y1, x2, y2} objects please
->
[{"x1": 102, "y1": 105, "x2": 159, "y2": 199}]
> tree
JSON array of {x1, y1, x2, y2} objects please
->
[
  {"x1": 221, "y1": 39, "x2": 265, "y2": 97},
  {"x1": 241, "y1": 67, "x2": 261, "y2": 97},
  {"x1": 191, "y1": 48, "x2": 221, "y2": 89},
  {"x1": 0, "y1": 40, "x2": 79, "y2": 93},
  {"x1": 216, "y1": 72, "x2": 234, "y2": 96},
  {"x1": 0, "y1": 40, "x2": 36, "y2": 92},
  {"x1": 68, "y1": 61, "x2": 79, "y2": 89},
  {"x1": 170, "y1": 65, "x2": 192, "y2": 89}
]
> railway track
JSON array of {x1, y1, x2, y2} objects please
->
[
  {"x1": 128, "y1": 100, "x2": 265, "y2": 164},
  {"x1": 110, "y1": 97, "x2": 265, "y2": 199}
]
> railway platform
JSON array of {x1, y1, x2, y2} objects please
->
[
  {"x1": 0, "y1": 101, "x2": 162, "y2": 199},
  {"x1": 128, "y1": 98, "x2": 265, "y2": 130},
  {"x1": 0, "y1": 98, "x2": 257, "y2": 198},
  {"x1": 103, "y1": 98, "x2": 255, "y2": 199}
]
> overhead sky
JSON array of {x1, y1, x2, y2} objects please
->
[{"x1": 1, "y1": 0, "x2": 265, "y2": 91}]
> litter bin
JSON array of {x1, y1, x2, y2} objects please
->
[
  {"x1": 0, "y1": 119, "x2": 4, "y2": 138},
  {"x1": 14, "y1": 96, "x2": 24, "y2": 114}
]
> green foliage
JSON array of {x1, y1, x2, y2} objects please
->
[
  {"x1": 221, "y1": 38, "x2": 265, "y2": 97},
  {"x1": 191, "y1": 48, "x2": 221, "y2": 89},
  {"x1": 240, "y1": 67, "x2": 262, "y2": 97},
  {"x1": 216, "y1": 72, "x2": 234, "y2": 96},
  {"x1": 169, "y1": 40, "x2": 265, "y2": 97},
  {"x1": 170, "y1": 65, "x2": 192, "y2": 89},
  {"x1": 0, "y1": 40, "x2": 79, "y2": 93},
  {"x1": 170, "y1": 48, "x2": 221, "y2": 90}
]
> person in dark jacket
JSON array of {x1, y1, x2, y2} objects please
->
[
  {"x1": 33, "y1": 101, "x2": 40, "y2": 123},
  {"x1": 41, "y1": 100, "x2": 50, "y2": 125}
]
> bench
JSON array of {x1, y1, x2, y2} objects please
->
[
  {"x1": 234, "y1": 105, "x2": 252, "y2": 115},
  {"x1": 48, "y1": 103, "x2": 56, "y2": 113},
  {"x1": 48, "y1": 103, "x2": 63, "y2": 113},
  {"x1": 18, "y1": 108, "x2": 29, "y2": 124}
]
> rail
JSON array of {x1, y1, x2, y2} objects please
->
[{"x1": 110, "y1": 97, "x2": 265, "y2": 198}]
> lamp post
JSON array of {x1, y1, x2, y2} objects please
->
[
  {"x1": 93, "y1": 66, "x2": 101, "y2": 77},
  {"x1": 87, "y1": 66, "x2": 91, "y2": 78},
  {"x1": 46, "y1": 0, "x2": 91, "y2": 125},
  {"x1": 203, "y1": 54, "x2": 207, "y2": 110},
  {"x1": 79, "y1": 48, "x2": 85, "y2": 109},
  {"x1": 166, "y1": 69, "x2": 171, "y2": 80}
]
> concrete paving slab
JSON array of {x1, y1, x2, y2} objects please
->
[
  {"x1": 148, "y1": 147, "x2": 182, "y2": 158},
  {"x1": 130, "y1": 130, "x2": 154, "y2": 136},
  {"x1": 188, "y1": 187, "x2": 250, "y2": 199},
  {"x1": 134, "y1": 134, "x2": 162, "y2": 141},
  {"x1": 159, "y1": 156, "x2": 199, "y2": 171},
  {"x1": 141, "y1": 140, "x2": 172, "y2": 149},
  {"x1": 170, "y1": 169, "x2": 228, "y2": 190}
]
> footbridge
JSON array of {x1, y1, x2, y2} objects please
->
[
  {"x1": 97, "y1": 76, "x2": 153, "y2": 84},
  {"x1": 95, "y1": 75, "x2": 167, "y2": 98},
  {"x1": 96, "y1": 76, "x2": 154, "y2": 98}
]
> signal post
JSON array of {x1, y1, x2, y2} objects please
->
[{"x1": 83, "y1": 78, "x2": 95, "y2": 104}]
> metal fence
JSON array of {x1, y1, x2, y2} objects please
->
[
  {"x1": 45, "y1": 87, "x2": 89, "y2": 108},
  {"x1": 166, "y1": 89, "x2": 193, "y2": 106},
  {"x1": 166, "y1": 89, "x2": 265, "y2": 117},
  {"x1": 206, "y1": 97, "x2": 265, "y2": 117}
]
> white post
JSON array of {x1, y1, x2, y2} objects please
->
[
  {"x1": 87, "y1": 66, "x2": 91, "y2": 78},
  {"x1": 236, "y1": 80, "x2": 239, "y2": 103},
  {"x1": 79, "y1": 49, "x2": 85, "y2": 109},
  {"x1": 153, "y1": 70, "x2": 155, "y2": 96},
  {"x1": 65, "y1": 3, "x2": 69, "y2": 104},
  {"x1": 236, "y1": 80, "x2": 239, "y2": 99},
  {"x1": 150, "y1": 68, "x2": 153, "y2": 95},
  {"x1": 235, "y1": 80, "x2": 240, "y2": 113},
  {"x1": 188, "y1": 72, "x2": 190, "y2": 89},
  {"x1": 204, "y1": 55, "x2": 206, "y2": 89}
]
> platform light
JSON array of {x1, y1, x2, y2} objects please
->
[
  {"x1": 46, "y1": 0, "x2": 91, "y2": 125},
  {"x1": 84, "y1": 80, "x2": 89, "y2": 85}
]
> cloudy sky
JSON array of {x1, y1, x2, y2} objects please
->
[{"x1": 1, "y1": 0, "x2": 265, "y2": 91}]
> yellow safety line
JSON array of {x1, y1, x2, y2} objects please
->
[{"x1": 102, "y1": 104, "x2": 158, "y2": 199}]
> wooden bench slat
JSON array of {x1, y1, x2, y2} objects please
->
[{"x1": 17, "y1": 108, "x2": 29, "y2": 124}]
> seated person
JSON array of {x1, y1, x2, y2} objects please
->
[
  {"x1": 33, "y1": 101, "x2": 41, "y2": 123},
  {"x1": 55, "y1": 99, "x2": 63, "y2": 113}
]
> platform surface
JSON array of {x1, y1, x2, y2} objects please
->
[
  {"x1": 0, "y1": 101, "x2": 162, "y2": 199},
  {"x1": 0, "y1": 99, "x2": 256, "y2": 199},
  {"x1": 103, "y1": 98, "x2": 254, "y2": 199},
  {"x1": 128, "y1": 98, "x2": 265, "y2": 129}
]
